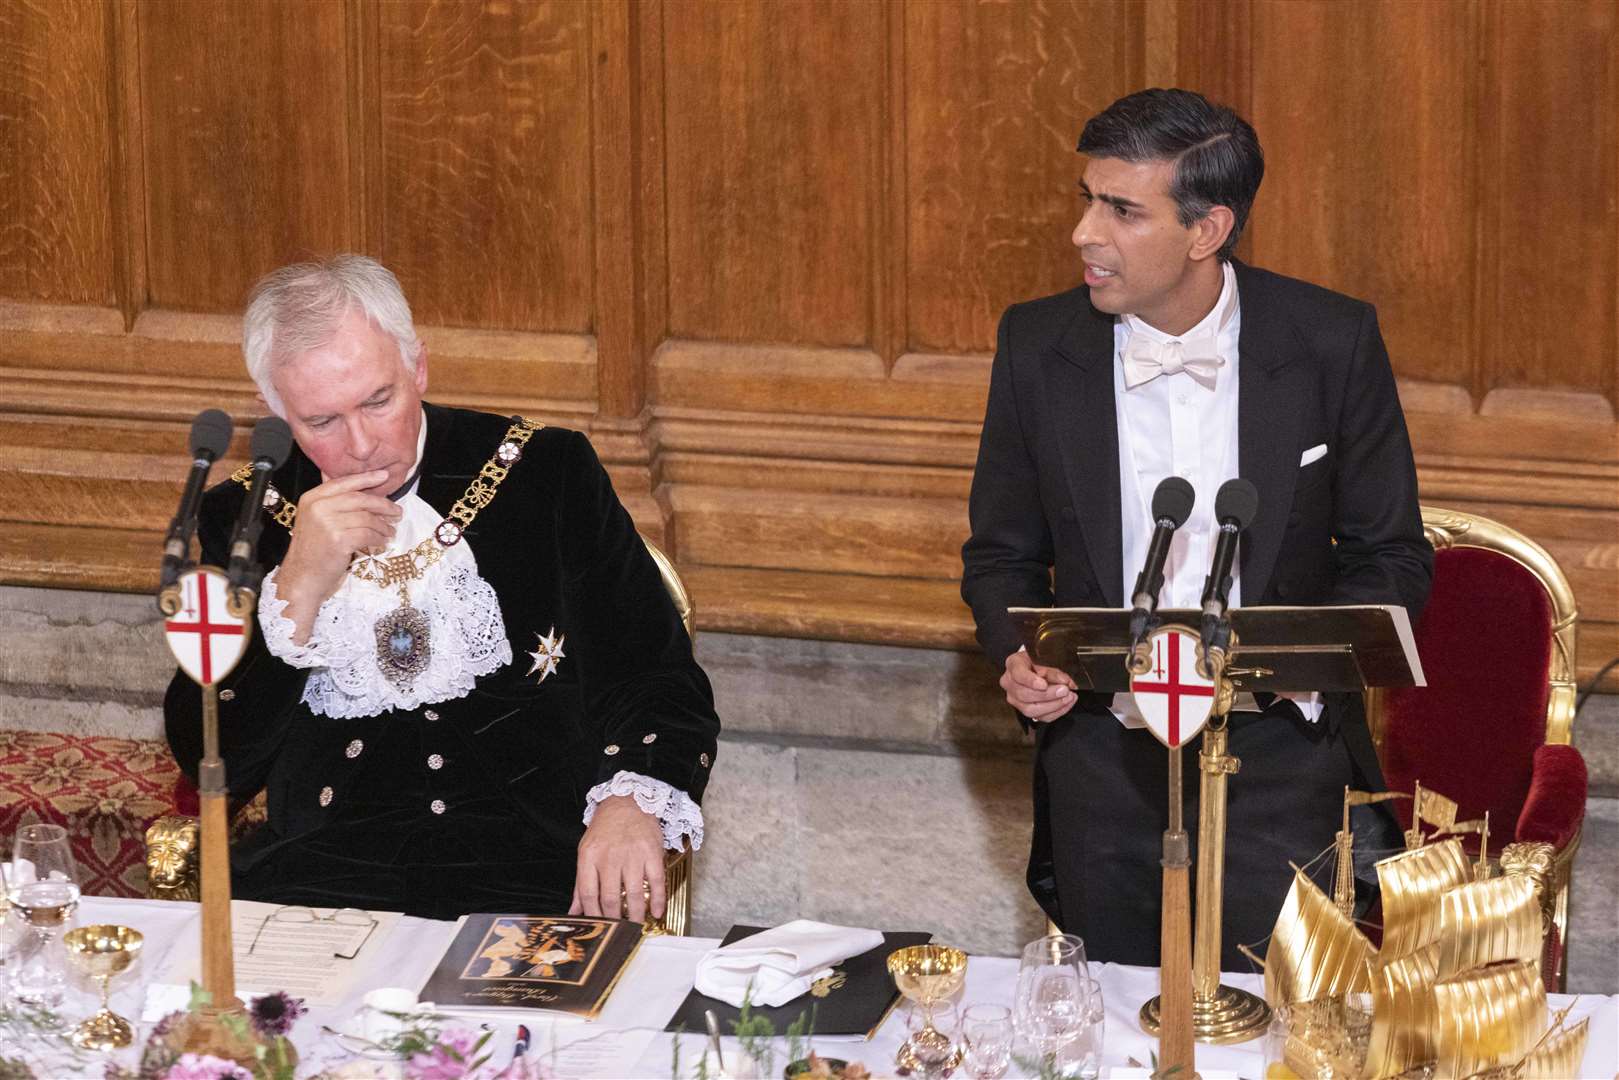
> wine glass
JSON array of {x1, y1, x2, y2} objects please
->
[
  {"x1": 0, "y1": 861, "x2": 24, "y2": 1002},
  {"x1": 9, "y1": 824, "x2": 80, "y2": 1007},
  {"x1": 1059, "y1": 975, "x2": 1105, "y2": 1080},
  {"x1": 1013, "y1": 935, "x2": 1087, "y2": 1072},
  {"x1": 960, "y1": 1003, "x2": 1014, "y2": 1079}
]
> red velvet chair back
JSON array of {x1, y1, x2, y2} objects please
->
[{"x1": 1381, "y1": 546, "x2": 1554, "y2": 854}]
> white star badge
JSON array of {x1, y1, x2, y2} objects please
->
[{"x1": 527, "y1": 626, "x2": 566, "y2": 682}]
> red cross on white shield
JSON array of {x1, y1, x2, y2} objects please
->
[
  {"x1": 1129, "y1": 626, "x2": 1215, "y2": 748},
  {"x1": 163, "y1": 567, "x2": 251, "y2": 686}
]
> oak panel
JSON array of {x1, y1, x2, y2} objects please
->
[
  {"x1": 1482, "y1": 0, "x2": 1617, "y2": 407},
  {"x1": 0, "y1": 0, "x2": 115, "y2": 305},
  {"x1": 378, "y1": 0, "x2": 593, "y2": 333},
  {"x1": 663, "y1": 0, "x2": 883, "y2": 347},
  {"x1": 139, "y1": 0, "x2": 350, "y2": 312},
  {"x1": 651, "y1": 340, "x2": 991, "y2": 423},
  {"x1": 906, "y1": 0, "x2": 1138, "y2": 353},
  {"x1": 670, "y1": 485, "x2": 967, "y2": 580},
  {"x1": 1249, "y1": 0, "x2": 1478, "y2": 390}
]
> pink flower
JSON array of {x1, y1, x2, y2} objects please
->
[
  {"x1": 161, "y1": 1054, "x2": 253, "y2": 1080},
  {"x1": 406, "y1": 1027, "x2": 489, "y2": 1080}
]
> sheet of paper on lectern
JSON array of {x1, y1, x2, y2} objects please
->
[{"x1": 159, "y1": 899, "x2": 400, "y2": 1006}]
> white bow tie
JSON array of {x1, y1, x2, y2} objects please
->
[{"x1": 1122, "y1": 334, "x2": 1225, "y2": 391}]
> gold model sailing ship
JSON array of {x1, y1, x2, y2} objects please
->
[{"x1": 1252, "y1": 784, "x2": 1589, "y2": 1079}]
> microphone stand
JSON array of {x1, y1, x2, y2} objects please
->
[
  {"x1": 1186, "y1": 624, "x2": 1271, "y2": 1043},
  {"x1": 164, "y1": 569, "x2": 271, "y2": 1065}
]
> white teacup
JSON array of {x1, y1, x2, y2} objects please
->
[{"x1": 358, "y1": 987, "x2": 434, "y2": 1044}]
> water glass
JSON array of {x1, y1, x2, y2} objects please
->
[
  {"x1": 1013, "y1": 935, "x2": 1088, "y2": 1061},
  {"x1": 9, "y1": 824, "x2": 80, "y2": 1007},
  {"x1": 1262, "y1": 1005, "x2": 1294, "y2": 1079},
  {"x1": 960, "y1": 1003, "x2": 1014, "y2": 1079}
]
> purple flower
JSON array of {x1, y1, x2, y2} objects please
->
[
  {"x1": 148, "y1": 1010, "x2": 187, "y2": 1040},
  {"x1": 160, "y1": 1054, "x2": 253, "y2": 1080},
  {"x1": 406, "y1": 1027, "x2": 487, "y2": 1080},
  {"x1": 249, "y1": 990, "x2": 307, "y2": 1038}
]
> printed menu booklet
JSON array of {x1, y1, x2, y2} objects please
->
[
  {"x1": 665, "y1": 926, "x2": 932, "y2": 1038},
  {"x1": 417, "y1": 914, "x2": 644, "y2": 1019}
]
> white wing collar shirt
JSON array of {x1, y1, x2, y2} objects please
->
[
  {"x1": 255, "y1": 412, "x2": 704, "y2": 849},
  {"x1": 1110, "y1": 261, "x2": 1322, "y2": 728}
]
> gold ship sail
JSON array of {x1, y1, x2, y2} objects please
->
[
  {"x1": 1376, "y1": 839, "x2": 1470, "y2": 959},
  {"x1": 1434, "y1": 874, "x2": 1540, "y2": 981},
  {"x1": 1264, "y1": 866, "x2": 1374, "y2": 1008},
  {"x1": 1432, "y1": 959, "x2": 1546, "y2": 1077},
  {"x1": 1363, "y1": 943, "x2": 1440, "y2": 1079},
  {"x1": 1516, "y1": 1015, "x2": 1591, "y2": 1080}
]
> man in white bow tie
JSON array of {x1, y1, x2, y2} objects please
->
[{"x1": 961, "y1": 89, "x2": 1432, "y2": 966}]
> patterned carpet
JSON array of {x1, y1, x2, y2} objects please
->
[{"x1": 0, "y1": 731, "x2": 179, "y2": 897}]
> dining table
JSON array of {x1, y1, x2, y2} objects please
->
[{"x1": 9, "y1": 896, "x2": 1615, "y2": 1079}]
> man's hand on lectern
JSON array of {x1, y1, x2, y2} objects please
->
[{"x1": 1001, "y1": 649, "x2": 1078, "y2": 722}]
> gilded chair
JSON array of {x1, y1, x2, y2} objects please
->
[
  {"x1": 1366, "y1": 506, "x2": 1586, "y2": 990},
  {"x1": 149, "y1": 535, "x2": 697, "y2": 936}
]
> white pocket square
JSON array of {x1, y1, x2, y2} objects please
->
[{"x1": 1299, "y1": 443, "x2": 1328, "y2": 467}]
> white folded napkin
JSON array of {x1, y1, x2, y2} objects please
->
[{"x1": 693, "y1": 920, "x2": 885, "y2": 1008}]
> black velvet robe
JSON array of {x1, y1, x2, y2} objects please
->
[{"x1": 164, "y1": 404, "x2": 721, "y2": 919}]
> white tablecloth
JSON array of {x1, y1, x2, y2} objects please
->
[{"x1": 14, "y1": 897, "x2": 1616, "y2": 1078}]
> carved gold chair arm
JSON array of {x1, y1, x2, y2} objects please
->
[
  {"x1": 1501, "y1": 830, "x2": 1580, "y2": 991},
  {"x1": 144, "y1": 815, "x2": 202, "y2": 902}
]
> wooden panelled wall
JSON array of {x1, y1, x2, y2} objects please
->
[{"x1": 2, "y1": 0, "x2": 1616, "y2": 685}]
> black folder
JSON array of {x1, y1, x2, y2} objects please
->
[{"x1": 664, "y1": 926, "x2": 932, "y2": 1038}]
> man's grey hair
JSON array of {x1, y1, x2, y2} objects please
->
[{"x1": 243, "y1": 255, "x2": 422, "y2": 417}]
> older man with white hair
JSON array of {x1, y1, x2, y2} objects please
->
[{"x1": 164, "y1": 255, "x2": 719, "y2": 922}]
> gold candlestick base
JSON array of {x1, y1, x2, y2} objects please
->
[{"x1": 1140, "y1": 983, "x2": 1271, "y2": 1045}]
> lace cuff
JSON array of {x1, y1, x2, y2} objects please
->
[
  {"x1": 257, "y1": 568, "x2": 350, "y2": 670},
  {"x1": 583, "y1": 770, "x2": 705, "y2": 851}
]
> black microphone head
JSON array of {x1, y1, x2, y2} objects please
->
[
  {"x1": 188, "y1": 409, "x2": 234, "y2": 459},
  {"x1": 249, "y1": 416, "x2": 294, "y2": 468},
  {"x1": 1150, "y1": 476, "x2": 1196, "y2": 528},
  {"x1": 1214, "y1": 478, "x2": 1260, "y2": 530}
]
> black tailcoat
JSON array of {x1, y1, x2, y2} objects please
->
[
  {"x1": 960, "y1": 262, "x2": 1432, "y2": 965},
  {"x1": 165, "y1": 404, "x2": 720, "y2": 917}
]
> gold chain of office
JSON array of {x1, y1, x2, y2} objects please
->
[{"x1": 230, "y1": 417, "x2": 542, "y2": 590}]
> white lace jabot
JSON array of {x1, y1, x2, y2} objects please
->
[{"x1": 258, "y1": 490, "x2": 511, "y2": 718}]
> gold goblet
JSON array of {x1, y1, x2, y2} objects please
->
[
  {"x1": 63, "y1": 925, "x2": 144, "y2": 1050},
  {"x1": 886, "y1": 944, "x2": 967, "y2": 1076}
]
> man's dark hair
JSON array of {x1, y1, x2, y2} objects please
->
[{"x1": 1076, "y1": 88, "x2": 1263, "y2": 261}]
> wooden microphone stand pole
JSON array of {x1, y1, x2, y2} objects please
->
[
  {"x1": 1156, "y1": 744, "x2": 1196, "y2": 1076},
  {"x1": 172, "y1": 588, "x2": 267, "y2": 1062}
]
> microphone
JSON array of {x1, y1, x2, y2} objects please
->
[
  {"x1": 225, "y1": 416, "x2": 294, "y2": 613},
  {"x1": 1126, "y1": 477, "x2": 1196, "y2": 674},
  {"x1": 157, "y1": 410, "x2": 235, "y2": 614},
  {"x1": 1198, "y1": 478, "x2": 1260, "y2": 668}
]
